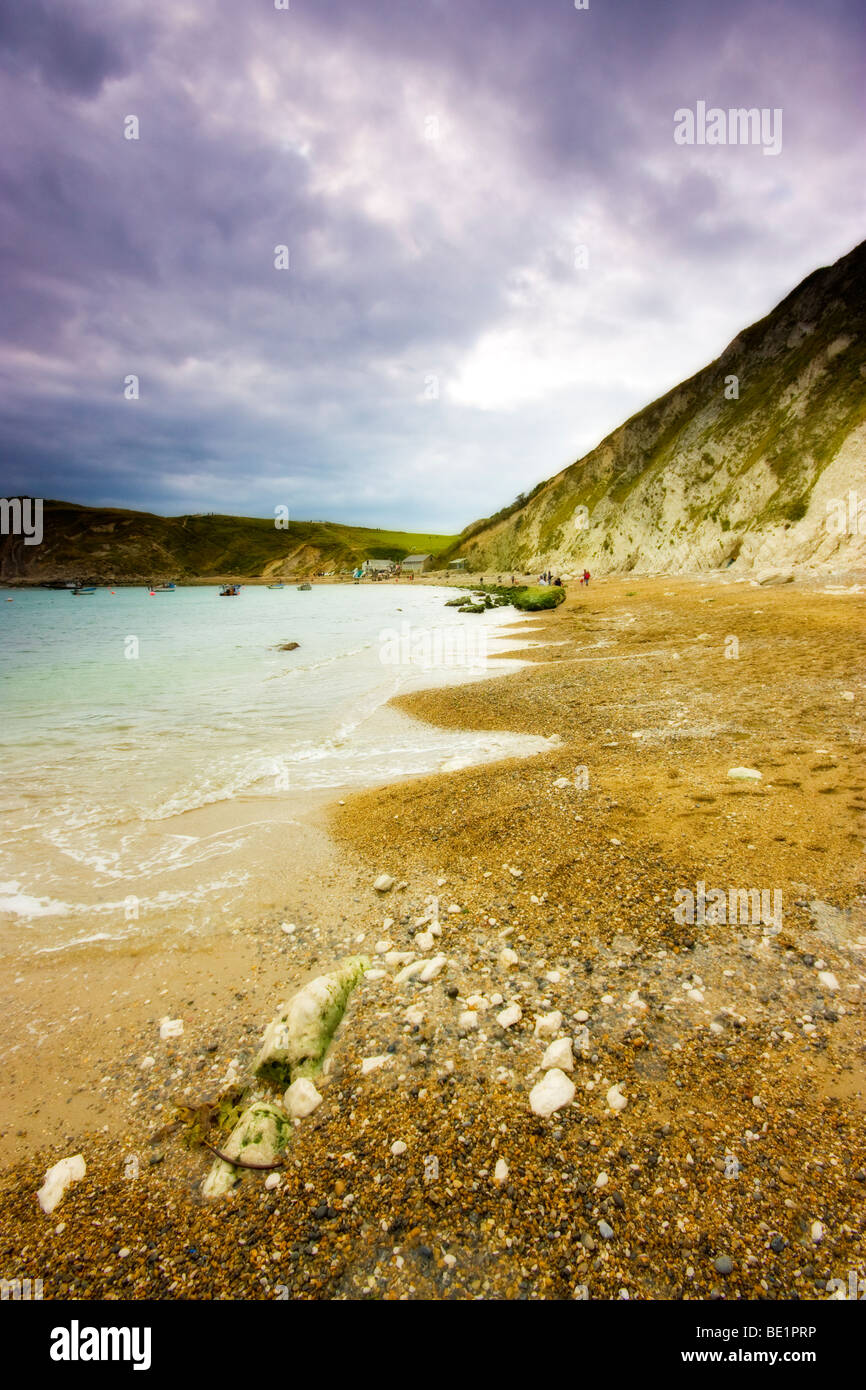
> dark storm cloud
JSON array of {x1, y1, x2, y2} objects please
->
[
  {"x1": 0, "y1": 0, "x2": 863, "y2": 529},
  {"x1": 0, "y1": 0, "x2": 131, "y2": 96}
]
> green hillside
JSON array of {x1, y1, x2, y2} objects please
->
[{"x1": 0, "y1": 501, "x2": 458, "y2": 583}]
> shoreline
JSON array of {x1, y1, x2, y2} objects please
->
[
  {"x1": 4, "y1": 565, "x2": 865, "y2": 590},
  {"x1": 0, "y1": 575, "x2": 863, "y2": 1300},
  {"x1": 0, "y1": 596, "x2": 543, "y2": 1157}
]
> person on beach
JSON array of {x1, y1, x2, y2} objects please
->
[{"x1": 583, "y1": 569, "x2": 590, "y2": 586}]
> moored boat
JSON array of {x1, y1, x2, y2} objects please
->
[
  {"x1": 297, "y1": 582, "x2": 312, "y2": 591},
  {"x1": 71, "y1": 586, "x2": 96, "y2": 596},
  {"x1": 219, "y1": 583, "x2": 242, "y2": 596},
  {"x1": 267, "y1": 582, "x2": 286, "y2": 590}
]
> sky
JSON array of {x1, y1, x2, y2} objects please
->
[{"x1": 0, "y1": 0, "x2": 863, "y2": 532}]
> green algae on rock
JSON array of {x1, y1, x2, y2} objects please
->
[
  {"x1": 201, "y1": 1101, "x2": 292, "y2": 1198},
  {"x1": 254, "y1": 955, "x2": 371, "y2": 1087}
]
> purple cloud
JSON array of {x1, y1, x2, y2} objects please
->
[{"x1": 0, "y1": 0, "x2": 863, "y2": 529}]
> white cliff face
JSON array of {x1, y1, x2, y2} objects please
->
[{"x1": 459, "y1": 241, "x2": 866, "y2": 577}]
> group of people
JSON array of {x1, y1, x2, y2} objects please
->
[{"x1": 536, "y1": 567, "x2": 591, "y2": 586}]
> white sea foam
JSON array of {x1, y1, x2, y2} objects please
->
[
  {"x1": 0, "y1": 585, "x2": 542, "y2": 949},
  {"x1": 0, "y1": 882, "x2": 71, "y2": 918}
]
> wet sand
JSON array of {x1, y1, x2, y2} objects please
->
[{"x1": 0, "y1": 574, "x2": 863, "y2": 1300}]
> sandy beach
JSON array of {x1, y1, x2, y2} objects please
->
[{"x1": 0, "y1": 574, "x2": 863, "y2": 1301}]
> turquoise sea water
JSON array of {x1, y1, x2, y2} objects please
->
[{"x1": 0, "y1": 584, "x2": 551, "y2": 952}]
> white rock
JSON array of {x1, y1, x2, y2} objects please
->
[
  {"x1": 595, "y1": 1171, "x2": 609, "y2": 1188},
  {"x1": 139, "y1": 1055, "x2": 155, "y2": 1070},
  {"x1": 159, "y1": 1017, "x2": 183, "y2": 1040},
  {"x1": 534, "y1": 1010, "x2": 563, "y2": 1040},
  {"x1": 264, "y1": 1173, "x2": 281, "y2": 1190},
  {"x1": 818, "y1": 971, "x2": 840, "y2": 992},
  {"x1": 529, "y1": 1068, "x2": 575, "y2": 1117},
  {"x1": 384, "y1": 951, "x2": 414, "y2": 967},
  {"x1": 253, "y1": 958, "x2": 369, "y2": 1084},
  {"x1": 374, "y1": 874, "x2": 394, "y2": 892},
  {"x1": 575, "y1": 1009, "x2": 589, "y2": 1023},
  {"x1": 280, "y1": 922, "x2": 296, "y2": 935},
  {"x1": 404, "y1": 1005, "x2": 425, "y2": 1026},
  {"x1": 420, "y1": 954, "x2": 447, "y2": 982},
  {"x1": 283, "y1": 1077, "x2": 322, "y2": 1119},
  {"x1": 361, "y1": 1054, "x2": 389, "y2": 1074},
  {"x1": 220, "y1": 1060, "x2": 240, "y2": 1086},
  {"x1": 497, "y1": 1004, "x2": 522, "y2": 1029},
  {"x1": 37, "y1": 1154, "x2": 86, "y2": 1215},
  {"x1": 394, "y1": 960, "x2": 426, "y2": 984},
  {"x1": 727, "y1": 767, "x2": 762, "y2": 780},
  {"x1": 390, "y1": 1140, "x2": 407, "y2": 1156},
  {"x1": 493, "y1": 1158, "x2": 509, "y2": 1184},
  {"x1": 553, "y1": 777, "x2": 571, "y2": 788},
  {"x1": 541, "y1": 1037, "x2": 574, "y2": 1071},
  {"x1": 687, "y1": 988, "x2": 704, "y2": 1004},
  {"x1": 811, "y1": 1220, "x2": 824, "y2": 1244},
  {"x1": 447, "y1": 903, "x2": 462, "y2": 914},
  {"x1": 374, "y1": 939, "x2": 393, "y2": 954},
  {"x1": 459, "y1": 1010, "x2": 479, "y2": 1031},
  {"x1": 414, "y1": 931, "x2": 435, "y2": 952},
  {"x1": 202, "y1": 1103, "x2": 290, "y2": 1199},
  {"x1": 382, "y1": 917, "x2": 395, "y2": 930},
  {"x1": 606, "y1": 1083, "x2": 628, "y2": 1113},
  {"x1": 499, "y1": 947, "x2": 519, "y2": 968}
]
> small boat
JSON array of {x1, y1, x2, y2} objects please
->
[
  {"x1": 297, "y1": 582, "x2": 312, "y2": 591},
  {"x1": 72, "y1": 586, "x2": 96, "y2": 596},
  {"x1": 219, "y1": 584, "x2": 242, "y2": 597},
  {"x1": 267, "y1": 582, "x2": 286, "y2": 590},
  {"x1": 151, "y1": 580, "x2": 176, "y2": 592}
]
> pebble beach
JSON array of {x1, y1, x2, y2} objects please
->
[{"x1": 1, "y1": 574, "x2": 863, "y2": 1301}]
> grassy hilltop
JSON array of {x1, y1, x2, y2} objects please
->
[{"x1": 0, "y1": 501, "x2": 458, "y2": 583}]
